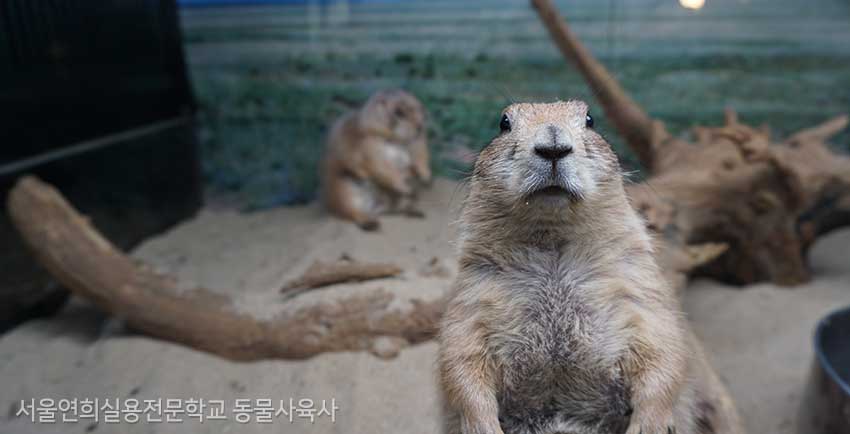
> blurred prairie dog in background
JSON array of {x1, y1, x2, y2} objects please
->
[
  {"x1": 321, "y1": 89, "x2": 431, "y2": 230},
  {"x1": 438, "y1": 101, "x2": 743, "y2": 434}
]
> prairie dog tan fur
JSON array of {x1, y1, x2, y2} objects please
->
[
  {"x1": 438, "y1": 101, "x2": 743, "y2": 434},
  {"x1": 321, "y1": 89, "x2": 430, "y2": 230}
]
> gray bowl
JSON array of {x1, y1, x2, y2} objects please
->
[{"x1": 799, "y1": 306, "x2": 850, "y2": 434}]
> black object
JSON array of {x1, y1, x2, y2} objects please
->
[
  {"x1": 0, "y1": 0, "x2": 201, "y2": 332},
  {"x1": 799, "y1": 306, "x2": 850, "y2": 434},
  {"x1": 0, "y1": 0, "x2": 195, "y2": 160}
]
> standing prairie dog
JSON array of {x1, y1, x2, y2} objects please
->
[
  {"x1": 321, "y1": 89, "x2": 430, "y2": 230},
  {"x1": 438, "y1": 101, "x2": 743, "y2": 434}
]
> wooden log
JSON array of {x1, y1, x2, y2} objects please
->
[{"x1": 280, "y1": 259, "x2": 402, "y2": 293}]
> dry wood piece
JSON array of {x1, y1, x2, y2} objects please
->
[
  {"x1": 532, "y1": 0, "x2": 850, "y2": 286},
  {"x1": 280, "y1": 258, "x2": 402, "y2": 293},
  {"x1": 7, "y1": 177, "x2": 442, "y2": 361}
]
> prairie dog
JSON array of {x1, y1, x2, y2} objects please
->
[
  {"x1": 438, "y1": 101, "x2": 743, "y2": 434},
  {"x1": 321, "y1": 89, "x2": 430, "y2": 230}
]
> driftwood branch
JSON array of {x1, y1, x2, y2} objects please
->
[
  {"x1": 786, "y1": 114, "x2": 849, "y2": 146},
  {"x1": 7, "y1": 177, "x2": 443, "y2": 361},
  {"x1": 281, "y1": 259, "x2": 402, "y2": 293}
]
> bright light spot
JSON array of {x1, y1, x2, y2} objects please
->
[{"x1": 679, "y1": 0, "x2": 705, "y2": 10}]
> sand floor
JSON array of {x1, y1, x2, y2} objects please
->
[{"x1": 1, "y1": 178, "x2": 848, "y2": 434}]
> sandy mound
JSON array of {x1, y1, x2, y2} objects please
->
[{"x1": 1, "y1": 178, "x2": 848, "y2": 434}]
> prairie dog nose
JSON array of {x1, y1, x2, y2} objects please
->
[
  {"x1": 534, "y1": 125, "x2": 573, "y2": 161},
  {"x1": 534, "y1": 143, "x2": 573, "y2": 161}
]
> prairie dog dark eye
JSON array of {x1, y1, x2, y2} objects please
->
[
  {"x1": 500, "y1": 114, "x2": 511, "y2": 133},
  {"x1": 585, "y1": 114, "x2": 594, "y2": 128}
]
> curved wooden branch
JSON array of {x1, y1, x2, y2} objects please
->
[
  {"x1": 530, "y1": 0, "x2": 668, "y2": 171},
  {"x1": 281, "y1": 259, "x2": 402, "y2": 293},
  {"x1": 7, "y1": 177, "x2": 443, "y2": 361}
]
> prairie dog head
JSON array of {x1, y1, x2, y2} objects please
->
[
  {"x1": 470, "y1": 101, "x2": 622, "y2": 215},
  {"x1": 358, "y1": 89, "x2": 426, "y2": 143}
]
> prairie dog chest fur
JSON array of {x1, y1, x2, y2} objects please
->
[
  {"x1": 467, "y1": 243, "x2": 636, "y2": 432},
  {"x1": 380, "y1": 141, "x2": 413, "y2": 171},
  {"x1": 487, "y1": 246, "x2": 628, "y2": 370}
]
